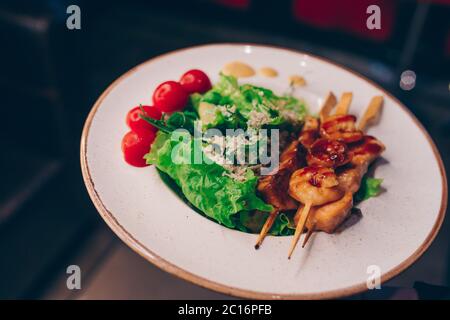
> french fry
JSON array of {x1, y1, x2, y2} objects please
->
[
  {"x1": 359, "y1": 96, "x2": 383, "y2": 131},
  {"x1": 319, "y1": 92, "x2": 337, "y2": 123},
  {"x1": 335, "y1": 92, "x2": 353, "y2": 115}
]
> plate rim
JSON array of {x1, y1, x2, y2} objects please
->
[{"x1": 80, "y1": 43, "x2": 448, "y2": 300}]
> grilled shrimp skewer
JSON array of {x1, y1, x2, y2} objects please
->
[
  {"x1": 303, "y1": 136, "x2": 386, "y2": 235},
  {"x1": 256, "y1": 92, "x2": 385, "y2": 254},
  {"x1": 255, "y1": 103, "x2": 326, "y2": 249},
  {"x1": 285, "y1": 93, "x2": 354, "y2": 256},
  {"x1": 255, "y1": 139, "x2": 303, "y2": 249},
  {"x1": 301, "y1": 97, "x2": 385, "y2": 247},
  {"x1": 287, "y1": 166, "x2": 344, "y2": 258}
]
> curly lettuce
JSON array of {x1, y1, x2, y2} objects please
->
[
  {"x1": 145, "y1": 131, "x2": 273, "y2": 229},
  {"x1": 238, "y1": 211, "x2": 295, "y2": 236},
  {"x1": 191, "y1": 74, "x2": 307, "y2": 130},
  {"x1": 354, "y1": 176, "x2": 383, "y2": 203}
]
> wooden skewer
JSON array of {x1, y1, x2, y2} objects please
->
[
  {"x1": 285, "y1": 94, "x2": 383, "y2": 254},
  {"x1": 358, "y1": 96, "x2": 383, "y2": 131},
  {"x1": 302, "y1": 226, "x2": 315, "y2": 248},
  {"x1": 288, "y1": 202, "x2": 312, "y2": 259},
  {"x1": 335, "y1": 92, "x2": 353, "y2": 115},
  {"x1": 319, "y1": 92, "x2": 337, "y2": 123},
  {"x1": 254, "y1": 210, "x2": 278, "y2": 249}
]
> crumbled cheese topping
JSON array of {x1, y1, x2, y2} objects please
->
[
  {"x1": 280, "y1": 110, "x2": 301, "y2": 123},
  {"x1": 202, "y1": 135, "x2": 227, "y2": 165},
  {"x1": 217, "y1": 104, "x2": 236, "y2": 118},
  {"x1": 247, "y1": 110, "x2": 271, "y2": 128},
  {"x1": 201, "y1": 131, "x2": 261, "y2": 181},
  {"x1": 222, "y1": 165, "x2": 248, "y2": 182}
]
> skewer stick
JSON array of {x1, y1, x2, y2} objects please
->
[
  {"x1": 358, "y1": 96, "x2": 383, "y2": 131},
  {"x1": 255, "y1": 210, "x2": 278, "y2": 249},
  {"x1": 319, "y1": 92, "x2": 337, "y2": 123},
  {"x1": 288, "y1": 202, "x2": 312, "y2": 259},
  {"x1": 335, "y1": 92, "x2": 353, "y2": 115},
  {"x1": 302, "y1": 226, "x2": 315, "y2": 248}
]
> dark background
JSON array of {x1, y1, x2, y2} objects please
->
[{"x1": 1, "y1": 0, "x2": 449, "y2": 299}]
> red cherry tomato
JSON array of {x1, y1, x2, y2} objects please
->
[
  {"x1": 126, "y1": 105, "x2": 162, "y2": 133},
  {"x1": 121, "y1": 130, "x2": 155, "y2": 167},
  {"x1": 152, "y1": 81, "x2": 188, "y2": 113},
  {"x1": 179, "y1": 69, "x2": 212, "y2": 94}
]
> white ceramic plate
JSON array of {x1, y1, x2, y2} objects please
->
[{"x1": 81, "y1": 44, "x2": 447, "y2": 299}]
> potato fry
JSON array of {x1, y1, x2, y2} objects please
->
[
  {"x1": 359, "y1": 96, "x2": 383, "y2": 131},
  {"x1": 319, "y1": 92, "x2": 337, "y2": 123},
  {"x1": 335, "y1": 92, "x2": 353, "y2": 115}
]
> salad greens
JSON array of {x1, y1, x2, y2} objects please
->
[
  {"x1": 191, "y1": 73, "x2": 307, "y2": 130},
  {"x1": 143, "y1": 73, "x2": 383, "y2": 236},
  {"x1": 354, "y1": 176, "x2": 383, "y2": 203},
  {"x1": 139, "y1": 108, "x2": 198, "y2": 134},
  {"x1": 145, "y1": 131, "x2": 272, "y2": 229}
]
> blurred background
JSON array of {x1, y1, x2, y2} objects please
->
[{"x1": 0, "y1": 0, "x2": 449, "y2": 299}]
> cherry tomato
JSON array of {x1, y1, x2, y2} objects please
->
[
  {"x1": 179, "y1": 69, "x2": 212, "y2": 94},
  {"x1": 121, "y1": 130, "x2": 155, "y2": 167},
  {"x1": 126, "y1": 105, "x2": 162, "y2": 133},
  {"x1": 152, "y1": 81, "x2": 188, "y2": 113}
]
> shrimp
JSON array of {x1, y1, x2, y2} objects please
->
[
  {"x1": 303, "y1": 136, "x2": 386, "y2": 235},
  {"x1": 255, "y1": 139, "x2": 306, "y2": 248},
  {"x1": 289, "y1": 166, "x2": 344, "y2": 206},
  {"x1": 307, "y1": 138, "x2": 350, "y2": 168},
  {"x1": 320, "y1": 114, "x2": 364, "y2": 143},
  {"x1": 302, "y1": 192, "x2": 354, "y2": 234},
  {"x1": 287, "y1": 165, "x2": 344, "y2": 258}
]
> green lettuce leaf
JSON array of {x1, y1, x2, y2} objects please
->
[
  {"x1": 145, "y1": 131, "x2": 273, "y2": 229},
  {"x1": 276, "y1": 95, "x2": 308, "y2": 123},
  {"x1": 140, "y1": 109, "x2": 198, "y2": 134},
  {"x1": 194, "y1": 74, "x2": 307, "y2": 129},
  {"x1": 354, "y1": 176, "x2": 383, "y2": 202},
  {"x1": 237, "y1": 211, "x2": 295, "y2": 236}
]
